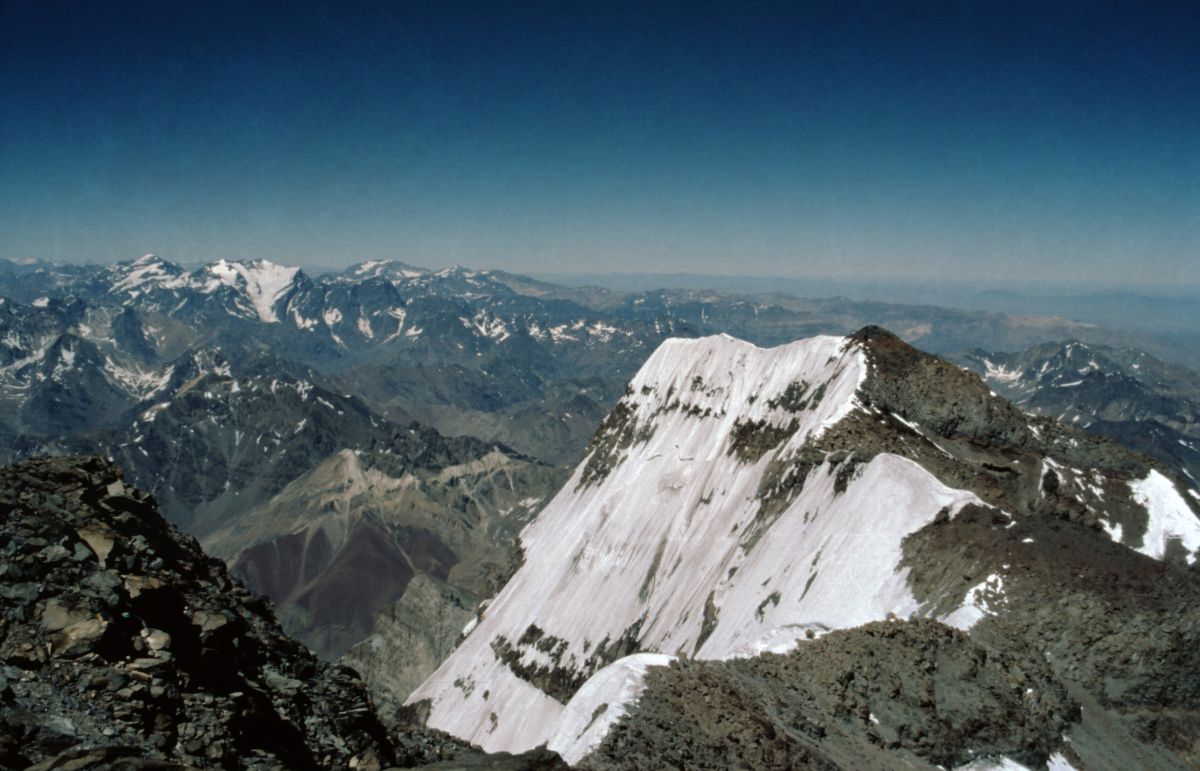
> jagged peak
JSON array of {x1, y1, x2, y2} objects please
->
[{"x1": 848, "y1": 323, "x2": 901, "y2": 343}]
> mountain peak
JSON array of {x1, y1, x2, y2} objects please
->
[
  {"x1": 202, "y1": 259, "x2": 300, "y2": 322},
  {"x1": 408, "y1": 329, "x2": 1199, "y2": 757},
  {"x1": 570, "y1": 333, "x2": 867, "y2": 488},
  {"x1": 340, "y1": 259, "x2": 429, "y2": 282},
  {"x1": 105, "y1": 254, "x2": 186, "y2": 295}
]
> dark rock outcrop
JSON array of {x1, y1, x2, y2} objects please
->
[{"x1": 0, "y1": 455, "x2": 562, "y2": 770}]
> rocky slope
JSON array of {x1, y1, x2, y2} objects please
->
[
  {"x1": 581, "y1": 620, "x2": 1078, "y2": 770},
  {"x1": 409, "y1": 328, "x2": 1200, "y2": 768},
  {"x1": 0, "y1": 455, "x2": 570, "y2": 770},
  {"x1": 203, "y1": 446, "x2": 565, "y2": 704},
  {"x1": 0, "y1": 458, "x2": 402, "y2": 767}
]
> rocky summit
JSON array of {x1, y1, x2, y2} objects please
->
[{"x1": 0, "y1": 455, "x2": 566, "y2": 770}]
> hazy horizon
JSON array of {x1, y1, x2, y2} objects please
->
[
  {"x1": 7, "y1": 251, "x2": 1200, "y2": 302},
  {"x1": 2, "y1": 2, "x2": 1197, "y2": 287}
]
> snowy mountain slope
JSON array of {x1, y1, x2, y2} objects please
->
[
  {"x1": 407, "y1": 328, "x2": 1200, "y2": 758},
  {"x1": 333, "y1": 259, "x2": 430, "y2": 283},
  {"x1": 101, "y1": 253, "x2": 190, "y2": 297},
  {"x1": 83, "y1": 255, "x2": 305, "y2": 324}
]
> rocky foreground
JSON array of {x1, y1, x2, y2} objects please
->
[
  {"x1": 0, "y1": 456, "x2": 566, "y2": 770},
  {"x1": 584, "y1": 620, "x2": 1077, "y2": 770}
]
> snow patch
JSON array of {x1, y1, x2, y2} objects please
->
[
  {"x1": 943, "y1": 573, "x2": 1006, "y2": 630},
  {"x1": 383, "y1": 308, "x2": 408, "y2": 342},
  {"x1": 140, "y1": 402, "x2": 170, "y2": 423},
  {"x1": 547, "y1": 653, "x2": 674, "y2": 765},
  {"x1": 291, "y1": 308, "x2": 317, "y2": 330},
  {"x1": 1047, "y1": 751, "x2": 1079, "y2": 771},
  {"x1": 954, "y1": 758, "x2": 1032, "y2": 771},
  {"x1": 464, "y1": 311, "x2": 510, "y2": 342},
  {"x1": 548, "y1": 324, "x2": 578, "y2": 343},
  {"x1": 982, "y1": 359, "x2": 1023, "y2": 384},
  {"x1": 727, "y1": 624, "x2": 829, "y2": 658},
  {"x1": 104, "y1": 359, "x2": 172, "y2": 400},
  {"x1": 1126, "y1": 470, "x2": 1200, "y2": 564}
]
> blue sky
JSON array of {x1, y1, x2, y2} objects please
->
[{"x1": 1, "y1": 1, "x2": 1196, "y2": 285}]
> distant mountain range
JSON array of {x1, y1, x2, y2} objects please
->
[
  {"x1": 958, "y1": 341, "x2": 1200, "y2": 486},
  {"x1": 539, "y1": 270, "x2": 1200, "y2": 365},
  {"x1": 0, "y1": 254, "x2": 1185, "y2": 463}
]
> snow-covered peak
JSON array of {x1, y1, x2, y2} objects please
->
[
  {"x1": 408, "y1": 333, "x2": 990, "y2": 753},
  {"x1": 106, "y1": 254, "x2": 187, "y2": 294},
  {"x1": 202, "y1": 259, "x2": 300, "y2": 323},
  {"x1": 339, "y1": 259, "x2": 428, "y2": 282},
  {"x1": 619, "y1": 334, "x2": 864, "y2": 445}
]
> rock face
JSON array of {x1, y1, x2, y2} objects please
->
[
  {"x1": 0, "y1": 455, "x2": 559, "y2": 770},
  {"x1": 409, "y1": 329, "x2": 1200, "y2": 767}
]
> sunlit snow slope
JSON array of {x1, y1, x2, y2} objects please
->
[{"x1": 408, "y1": 334, "x2": 988, "y2": 754}]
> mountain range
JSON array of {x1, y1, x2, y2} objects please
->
[{"x1": 0, "y1": 255, "x2": 1198, "y2": 768}]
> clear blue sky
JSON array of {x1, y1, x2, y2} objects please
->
[{"x1": 1, "y1": 1, "x2": 1196, "y2": 285}]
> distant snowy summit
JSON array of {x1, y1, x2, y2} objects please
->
[{"x1": 408, "y1": 328, "x2": 1200, "y2": 763}]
